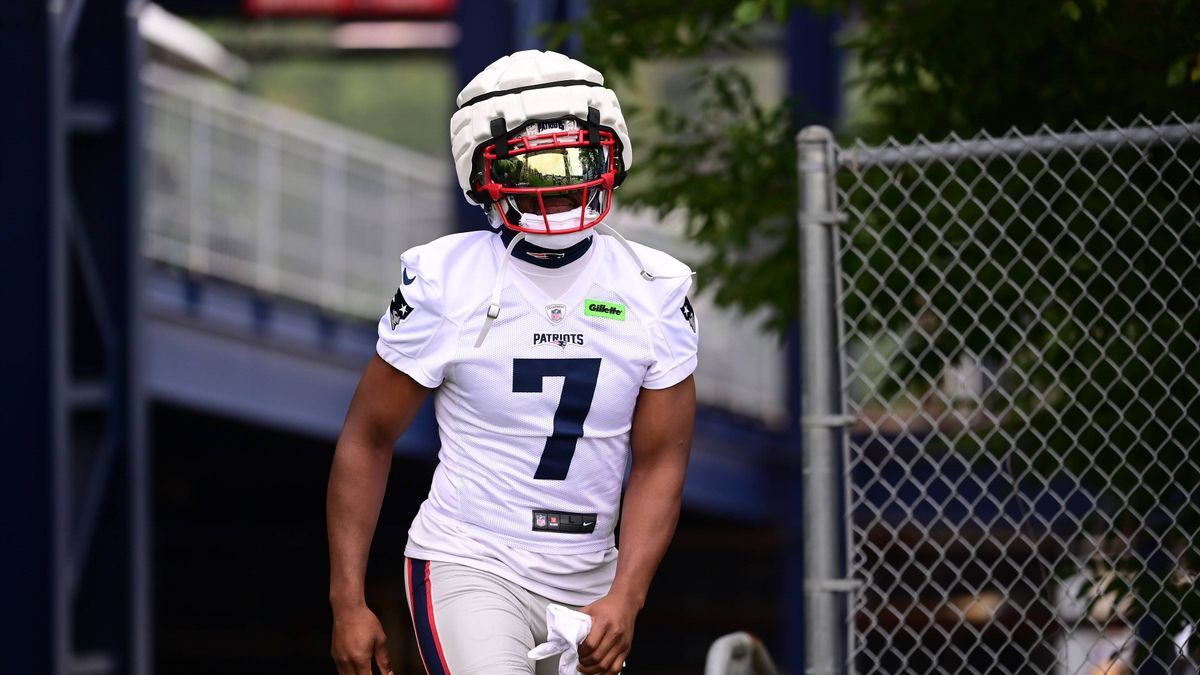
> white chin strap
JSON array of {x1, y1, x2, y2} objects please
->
[
  {"x1": 519, "y1": 207, "x2": 601, "y2": 249},
  {"x1": 595, "y1": 223, "x2": 694, "y2": 282},
  {"x1": 474, "y1": 231, "x2": 526, "y2": 348}
]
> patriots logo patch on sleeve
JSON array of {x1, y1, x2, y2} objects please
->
[
  {"x1": 680, "y1": 296, "x2": 696, "y2": 333},
  {"x1": 389, "y1": 287, "x2": 414, "y2": 329}
]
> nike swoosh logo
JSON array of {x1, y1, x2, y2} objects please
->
[
  {"x1": 402, "y1": 269, "x2": 416, "y2": 285},
  {"x1": 582, "y1": 521, "x2": 594, "y2": 527}
]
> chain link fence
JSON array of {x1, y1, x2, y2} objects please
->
[{"x1": 809, "y1": 117, "x2": 1200, "y2": 674}]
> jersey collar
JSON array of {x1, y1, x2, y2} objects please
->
[
  {"x1": 491, "y1": 233, "x2": 606, "y2": 323},
  {"x1": 499, "y1": 227, "x2": 594, "y2": 268}
]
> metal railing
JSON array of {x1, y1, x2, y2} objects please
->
[
  {"x1": 800, "y1": 116, "x2": 1200, "y2": 674},
  {"x1": 143, "y1": 64, "x2": 455, "y2": 320},
  {"x1": 141, "y1": 65, "x2": 789, "y2": 426}
]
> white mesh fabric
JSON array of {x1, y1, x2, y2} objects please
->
[
  {"x1": 644, "y1": 274, "x2": 698, "y2": 389},
  {"x1": 375, "y1": 253, "x2": 459, "y2": 388},
  {"x1": 431, "y1": 286, "x2": 652, "y2": 554},
  {"x1": 378, "y1": 232, "x2": 698, "y2": 596}
]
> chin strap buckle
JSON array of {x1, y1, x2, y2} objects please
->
[
  {"x1": 491, "y1": 117, "x2": 510, "y2": 159},
  {"x1": 587, "y1": 106, "x2": 601, "y2": 146},
  {"x1": 486, "y1": 303, "x2": 501, "y2": 319}
]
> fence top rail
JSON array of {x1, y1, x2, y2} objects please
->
[{"x1": 837, "y1": 118, "x2": 1200, "y2": 170}]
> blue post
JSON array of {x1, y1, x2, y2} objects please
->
[
  {"x1": 0, "y1": 3, "x2": 57, "y2": 672},
  {"x1": 451, "y1": 0, "x2": 516, "y2": 232},
  {"x1": 0, "y1": 2, "x2": 146, "y2": 672},
  {"x1": 787, "y1": 7, "x2": 843, "y2": 126},
  {"x1": 65, "y1": 2, "x2": 147, "y2": 671}
]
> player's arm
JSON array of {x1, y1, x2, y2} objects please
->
[
  {"x1": 327, "y1": 354, "x2": 431, "y2": 675},
  {"x1": 579, "y1": 374, "x2": 696, "y2": 675}
]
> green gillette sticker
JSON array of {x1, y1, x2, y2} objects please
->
[{"x1": 585, "y1": 300, "x2": 626, "y2": 321}]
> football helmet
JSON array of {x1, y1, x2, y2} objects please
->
[{"x1": 451, "y1": 50, "x2": 632, "y2": 237}]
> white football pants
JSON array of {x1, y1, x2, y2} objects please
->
[{"x1": 404, "y1": 557, "x2": 582, "y2": 675}]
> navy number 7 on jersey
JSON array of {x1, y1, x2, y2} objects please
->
[{"x1": 512, "y1": 358, "x2": 602, "y2": 480}]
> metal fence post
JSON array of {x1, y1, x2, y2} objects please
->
[{"x1": 797, "y1": 125, "x2": 852, "y2": 675}]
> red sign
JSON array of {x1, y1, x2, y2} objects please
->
[{"x1": 243, "y1": 0, "x2": 456, "y2": 18}]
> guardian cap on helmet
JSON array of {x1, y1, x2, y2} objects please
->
[{"x1": 450, "y1": 50, "x2": 632, "y2": 235}]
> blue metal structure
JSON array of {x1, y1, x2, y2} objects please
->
[
  {"x1": 787, "y1": 7, "x2": 844, "y2": 126},
  {"x1": 143, "y1": 271, "x2": 436, "y2": 449},
  {"x1": 2, "y1": 2, "x2": 148, "y2": 674},
  {"x1": 1, "y1": 4, "x2": 57, "y2": 673},
  {"x1": 451, "y1": 0, "x2": 515, "y2": 231}
]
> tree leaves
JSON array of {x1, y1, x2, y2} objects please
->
[
  {"x1": 732, "y1": 1, "x2": 765, "y2": 26},
  {"x1": 545, "y1": 2, "x2": 1200, "y2": 667}
]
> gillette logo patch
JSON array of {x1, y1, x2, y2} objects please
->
[{"x1": 585, "y1": 300, "x2": 626, "y2": 321}]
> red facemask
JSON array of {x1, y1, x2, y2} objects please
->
[{"x1": 476, "y1": 128, "x2": 620, "y2": 234}]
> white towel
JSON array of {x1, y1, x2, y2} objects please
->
[{"x1": 528, "y1": 604, "x2": 593, "y2": 675}]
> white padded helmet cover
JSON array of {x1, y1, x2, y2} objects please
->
[{"x1": 450, "y1": 50, "x2": 632, "y2": 206}]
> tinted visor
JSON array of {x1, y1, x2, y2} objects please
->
[{"x1": 490, "y1": 146, "x2": 607, "y2": 188}]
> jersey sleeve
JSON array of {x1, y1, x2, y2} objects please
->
[
  {"x1": 642, "y1": 275, "x2": 700, "y2": 390},
  {"x1": 375, "y1": 256, "x2": 459, "y2": 388}
]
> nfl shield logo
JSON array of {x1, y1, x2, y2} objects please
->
[
  {"x1": 546, "y1": 304, "x2": 566, "y2": 324},
  {"x1": 535, "y1": 514, "x2": 546, "y2": 528}
]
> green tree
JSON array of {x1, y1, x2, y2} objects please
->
[
  {"x1": 549, "y1": 0, "x2": 1199, "y2": 329},
  {"x1": 550, "y1": 0, "x2": 1200, "y2": 669}
]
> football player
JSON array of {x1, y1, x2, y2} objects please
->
[{"x1": 328, "y1": 50, "x2": 699, "y2": 675}]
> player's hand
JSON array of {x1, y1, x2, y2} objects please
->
[
  {"x1": 577, "y1": 593, "x2": 638, "y2": 674},
  {"x1": 331, "y1": 604, "x2": 392, "y2": 675}
]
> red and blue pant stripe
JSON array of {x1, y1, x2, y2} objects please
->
[{"x1": 406, "y1": 558, "x2": 452, "y2": 675}]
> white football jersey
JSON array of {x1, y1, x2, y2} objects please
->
[{"x1": 375, "y1": 230, "x2": 699, "y2": 604}]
